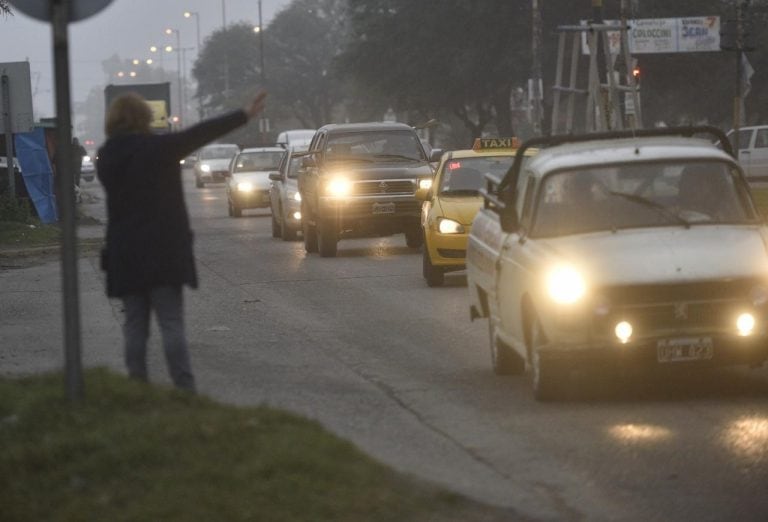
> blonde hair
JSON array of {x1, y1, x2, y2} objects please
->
[{"x1": 105, "y1": 93, "x2": 153, "y2": 137}]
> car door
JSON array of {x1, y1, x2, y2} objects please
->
[
  {"x1": 270, "y1": 152, "x2": 288, "y2": 218},
  {"x1": 747, "y1": 127, "x2": 768, "y2": 181},
  {"x1": 728, "y1": 128, "x2": 756, "y2": 179}
]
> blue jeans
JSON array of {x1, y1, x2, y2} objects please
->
[{"x1": 121, "y1": 286, "x2": 196, "y2": 392}]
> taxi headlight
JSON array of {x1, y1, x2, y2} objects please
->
[
  {"x1": 546, "y1": 265, "x2": 586, "y2": 304},
  {"x1": 326, "y1": 178, "x2": 352, "y2": 197},
  {"x1": 83, "y1": 155, "x2": 91, "y2": 163},
  {"x1": 200, "y1": 164, "x2": 211, "y2": 173},
  {"x1": 237, "y1": 182, "x2": 254, "y2": 192},
  {"x1": 292, "y1": 211, "x2": 302, "y2": 221},
  {"x1": 737, "y1": 313, "x2": 756, "y2": 336},
  {"x1": 292, "y1": 191, "x2": 302, "y2": 202},
  {"x1": 614, "y1": 321, "x2": 633, "y2": 344},
  {"x1": 438, "y1": 218, "x2": 465, "y2": 234},
  {"x1": 419, "y1": 178, "x2": 433, "y2": 190}
]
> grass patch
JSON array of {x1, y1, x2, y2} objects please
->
[
  {"x1": 0, "y1": 220, "x2": 61, "y2": 247},
  {"x1": 0, "y1": 368, "x2": 514, "y2": 522}
]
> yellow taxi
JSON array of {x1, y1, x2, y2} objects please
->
[{"x1": 418, "y1": 138, "x2": 527, "y2": 286}]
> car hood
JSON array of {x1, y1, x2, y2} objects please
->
[
  {"x1": 231, "y1": 171, "x2": 272, "y2": 189},
  {"x1": 436, "y1": 196, "x2": 484, "y2": 225},
  {"x1": 536, "y1": 226, "x2": 768, "y2": 285},
  {"x1": 322, "y1": 161, "x2": 432, "y2": 180}
]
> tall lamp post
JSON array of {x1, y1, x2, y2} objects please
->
[
  {"x1": 184, "y1": 11, "x2": 203, "y2": 121},
  {"x1": 165, "y1": 28, "x2": 183, "y2": 127}
]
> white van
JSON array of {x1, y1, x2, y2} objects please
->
[
  {"x1": 276, "y1": 129, "x2": 316, "y2": 150},
  {"x1": 726, "y1": 125, "x2": 768, "y2": 181}
]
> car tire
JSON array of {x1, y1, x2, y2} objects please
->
[
  {"x1": 529, "y1": 315, "x2": 564, "y2": 401},
  {"x1": 230, "y1": 199, "x2": 242, "y2": 218},
  {"x1": 405, "y1": 224, "x2": 423, "y2": 248},
  {"x1": 489, "y1": 320, "x2": 525, "y2": 375},
  {"x1": 281, "y1": 212, "x2": 298, "y2": 241},
  {"x1": 195, "y1": 175, "x2": 204, "y2": 189},
  {"x1": 271, "y1": 209, "x2": 281, "y2": 238},
  {"x1": 317, "y1": 218, "x2": 338, "y2": 258},
  {"x1": 422, "y1": 247, "x2": 444, "y2": 287},
  {"x1": 302, "y1": 203, "x2": 318, "y2": 253}
]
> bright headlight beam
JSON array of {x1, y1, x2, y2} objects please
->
[
  {"x1": 293, "y1": 191, "x2": 302, "y2": 202},
  {"x1": 326, "y1": 178, "x2": 351, "y2": 197},
  {"x1": 438, "y1": 218, "x2": 464, "y2": 234},
  {"x1": 547, "y1": 265, "x2": 586, "y2": 304},
  {"x1": 737, "y1": 313, "x2": 756, "y2": 336},
  {"x1": 237, "y1": 182, "x2": 254, "y2": 192},
  {"x1": 419, "y1": 178, "x2": 433, "y2": 190},
  {"x1": 201, "y1": 164, "x2": 211, "y2": 172}
]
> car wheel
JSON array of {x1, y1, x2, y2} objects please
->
[
  {"x1": 422, "y1": 247, "x2": 444, "y2": 287},
  {"x1": 489, "y1": 320, "x2": 525, "y2": 375},
  {"x1": 281, "y1": 212, "x2": 298, "y2": 241},
  {"x1": 529, "y1": 315, "x2": 564, "y2": 401},
  {"x1": 271, "y1": 208, "x2": 281, "y2": 238},
  {"x1": 405, "y1": 224, "x2": 423, "y2": 248},
  {"x1": 317, "y1": 218, "x2": 338, "y2": 258},
  {"x1": 302, "y1": 204, "x2": 318, "y2": 253},
  {"x1": 195, "y1": 175, "x2": 204, "y2": 189},
  {"x1": 231, "y1": 200, "x2": 242, "y2": 218}
]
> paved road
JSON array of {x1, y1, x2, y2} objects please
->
[{"x1": 51, "y1": 173, "x2": 768, "y2": 521}]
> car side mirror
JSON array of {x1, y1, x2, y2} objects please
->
[
  {"x1": 429, "y1": 148, "x2": 443, "y2": 162},
  {"x1": 302, "y1": 155, "x2": 316, "y2": 168},
  {"x1": 268, "y1": 172, "x2": 281, "y2": 182},
  {"x1": 500, "y1": 204, "x2": 520, "y2": 233}
]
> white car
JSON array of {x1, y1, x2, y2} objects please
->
[
  {"x1": 466, "y1": 127, "x2": 768, "y2": 400},
  {"x1": 81, "y1": 154, "x2": 96, "y2": 182},
  {"x1": 226, "y1": 147, "x2": 285, "y2": 217},
  {"x1": 725, "y1": 125, "x2": 768, "y2": 182},
  {"x1": 268, "y1": 147, "x2": 307, "y2": 240},
  {"x1": 194, "y1": 143, "x2": 240, "y2": 188}
]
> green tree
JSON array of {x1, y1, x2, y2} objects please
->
[
  {"x1": 339, "y1": 0, "x2": 531, "y2": 140},
  {"x1": 264, "y1": 0, "x2": 350, "y2": 128}
]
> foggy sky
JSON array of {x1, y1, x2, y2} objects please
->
[{"x1": 0, "y1": 0, "x2": 290, "y2": 119}]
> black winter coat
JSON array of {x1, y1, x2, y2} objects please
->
[{"x1": 97, "y1": 110, "x2": 247, "y2": 297}]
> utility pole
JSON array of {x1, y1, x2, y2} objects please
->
[
  {"x1": 531, "y1": 0, "x2": 543, "y2": 135},
  {"x1": 721, "y1": 0, "x2": 754, "y2": 158}
]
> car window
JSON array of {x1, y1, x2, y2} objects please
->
[
  {"x1": 755, "y1": 129, "x2": 768, "y2": 149},
  {"x1": 728, "y1": 129, "x2": 754, "y2": 151},
  {"x1": 438, "y1": 156, "x2": 514, "y2": 195},
  {"x1": 326, "y1": 130, "x2": 426, "y2": 161},
  {"x1": 531, "y1": 161, "x2": 756, "y2": 237},
  {"x1": 200, "y1": 146, "x2": 239, "y2": 160},
  {"x1": 232, "y1": 151, "x2": 284, "y2": 173},
  {"x1": 287, "y1": 156, "x2": 303, "y2": 179}
]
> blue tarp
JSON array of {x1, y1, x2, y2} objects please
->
[{"x1": 14, "y1": 128, "x2": 58, "y2": 224}]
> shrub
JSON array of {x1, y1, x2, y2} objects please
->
[{"x1": 0, "y1": 194, "x2": 32, "y2": 223}]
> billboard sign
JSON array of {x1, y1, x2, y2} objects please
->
[
  {"x1": 582, "y1": 16, "x2": 721, "y2": 55},
  {"x1": 0, "y1": 61, "x2": 34, "y2": 134}
]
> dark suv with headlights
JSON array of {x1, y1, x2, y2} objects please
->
[{"x1": 298, "y1": 122, "x2": 439, "y2": 257}]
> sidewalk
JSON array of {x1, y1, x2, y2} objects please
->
[{"x1": 0, "y1": 184, "x2": 124, "y2": 378}]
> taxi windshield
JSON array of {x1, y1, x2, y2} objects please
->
[
  {"x1": 326, "y1": 130, "x2": 426, "y2": 162},
  {"x1": 531, "y1": 160, "x2": 757, "y2": 237},
  {"x1": 233, "y1": 151, "x2": 284, "y2": 173},
  {"x1": 438, "y1": 156, "x2": 514, "y2": 196}
]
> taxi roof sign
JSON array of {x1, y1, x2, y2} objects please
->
[{"x1": 472, "y1": 137, "x2": 520, "y2": 151}]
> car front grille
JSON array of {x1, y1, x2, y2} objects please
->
[
  {"x1": 591, "y1": 279, "x2": 764, "y2": 337},
  {"x1": 352, "y1": 179, "x2": 415, "y2": 196}
]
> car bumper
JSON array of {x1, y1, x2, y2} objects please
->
[
  {"x1": 199, "y1": 170, "x2": 229, "y2": 182},
  {"x1": 540, "y1": 332, "x2": 768, "y2": 369},
  {"x1": 318, "y1": 195, "x2": 421, "y2": 222},
  {"x1": 231, "y1": 189, "x2": 271, "y2": 208},
  {"x1": 425, "y1": 231, "x2": 468, "y2": 268}
]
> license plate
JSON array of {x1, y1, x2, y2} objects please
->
[
  {"x1": 372, "y1": 202, "x2": 396, "y2": 215},
  {"x1": 657, "y1": 337, "x2": 714, "y2": 363}
]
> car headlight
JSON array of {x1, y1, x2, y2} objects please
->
[
  {"x1": 201, "y1": 164, "x2": 211, "y2": 173},
  {"x1": 83, "y1": 155, "x2": 91, "y2": 163},
  {"x1": 419, "y1": 178, "x2": 433, "y2": 190},
  {"x1": 546, "y1": 265, "x2": 586, "y2": 304},
  {"x1": 326, "y1": 178, "x2": 352, "y2": 197},
  {"x1": 237, "y1": 182, "x2": 254, "y2": 192},
  {"x1": 292, "y1": 191, "x2": 302, "y2": 202},
  {"x1": 438, "y1": 218, "x2": 465, "y2": 234}
]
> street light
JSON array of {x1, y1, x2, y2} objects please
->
[
  {"x1": 183, "y1": 11, "x2": 201, "y2": 51},
  {"x1": 165, "y1": 28, "x2": 183, "y2": 126}
]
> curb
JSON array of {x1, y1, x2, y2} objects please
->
[{"x1": 0, "y1": 237, "x2": 104, "y2": 258}]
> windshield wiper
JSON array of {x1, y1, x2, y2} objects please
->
[
  {"x1": 372, "y1": 154, "x2": 422, "y2": 162},
  {"x1": 607, "y1": 191, "x2": 691, "y2": 228},
  {"x1": 440, "y1": 189, "x2": 480, "y2": 196},
  {"x1": 326, "y1": 154, "x2": 374, "y2": 163}
]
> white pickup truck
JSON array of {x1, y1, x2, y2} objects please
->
[{"x1": 465, "y1": 127, "x2": 768, "y2": 400}]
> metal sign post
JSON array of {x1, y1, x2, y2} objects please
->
[
  {"x1": 9, "y1": 0, "x2": 114, "y2": 402},
  {"x1": 1, "y1": 74, "x2": 14, "y2": 196}
]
